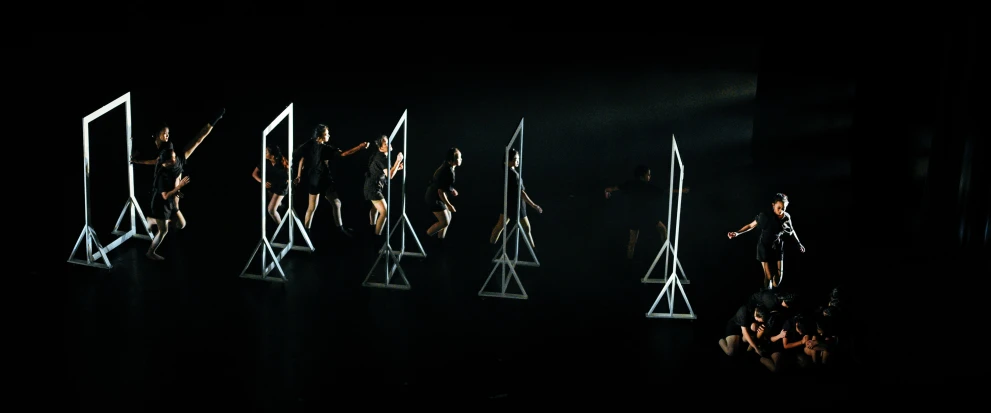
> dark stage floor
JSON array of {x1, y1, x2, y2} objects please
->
[{"x1": 65, "y1": 170, "x2": 866, "y2": 406}]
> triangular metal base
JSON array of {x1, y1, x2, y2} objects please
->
[
  {"x1": 239, "y1": 238, "x2": 287, "y2": 282},
  {"x1": 642, "y1": 239, "x2": 690, "y2": 284},
  {"x1": 67, "y1": 226, "x2": 112, "y2": 269},
  {"x1": 646, "y1": 271, "x2": 696, "y2": 319},
  {"x1": 490, "y1": 224, "x2": 540, "y2": 268},
  {"x1": 270, "y1": 209, "x2": 315, "y2": 254},
  {"x1": 68, "y1": 196, "x2": 154, "y2": 269},
  {"x1": 479, "y1": 250, "x2": 529, "y2": 300},
  {"x1": 110, "y1": 196, "x2": 153, "y2": 241},
  {"x1": 362, "y1": 213, "x2": 425, "y2": 290}
]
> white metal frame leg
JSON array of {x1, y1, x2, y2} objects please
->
[
  {"x1": 363, "y1": 110, "x2": 427, "y2": 290},
  {"x1": 646, "y1": 135, "x2": 696, "y2": 319},
  {"x1": 68, "y1": 92, "x2": 154, "y2": 270},
  {"x1": 480, "y1": 118, "x2": 532, "y2": 300}
]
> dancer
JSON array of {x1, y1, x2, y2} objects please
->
[
  {"x1": 251, "y1": 144, "x2": 291, "y2": 226},
  {"x1": 489, "y1": 148, "x2": 542, "y2": 249},
  {"x1": 425, "y1": 147, "x2": 462, "y2": 240},
  {"x1": 727, "y1": 193, "x2": 806, "y2": 289},
  {"x1": 145, "y1": 144, "x2": 191, "y2": 260},
  {"x1": 131, "y1": 109, "x2": 225, "y2": 226},
  {"x1": 295, "y1": 124, "x2": 369, "y2": 237},
  {"x1": 364, "y1": 135, "x2": 404, "y2": 236},
  {"x1": 604, "y1": 165, "x2": 689, "y2": 259},
  {"x1": 719, "y1": 305, "x2": 769, "y2": 357}
]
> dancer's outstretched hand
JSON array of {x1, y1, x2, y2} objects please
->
[
  {"x1": 534, "y1": 205, "x2": 543, "y2": 214},
  {"x1": 209, "y1": 108, "x2": 226, "y2": 126},
  {"x1": 727, "y1": 232, "x2": 738, "y2": 239},
  {"x1": 799, "y1": 244, "x2": 806, "y2": 253},
  {"x1": 177, "y1": 176, "x2": 191, "y2": 189},
  {"x1": 451, "y1": 189, "x2": 458, "y2": 197}
]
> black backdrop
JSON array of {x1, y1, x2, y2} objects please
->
[{"x1": 49, "y1": 16, "x2": 983, "y2": 394}]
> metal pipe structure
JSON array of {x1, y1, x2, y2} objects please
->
[
  {"x1": 239, "y1": 103, "x2": 314, "y2": 282},
  {"x1": 479, "y1": 118, "x2": 532, "y2": 299},
  {"x1": 363, "y1": 109, "x2": 426, "y2": 290},
  {"x1": 646, "y1": 135, "x2": 696, "y2": 319},
  {"x1": 68, "y1": 92, "x2": 154, "y2": 269}
]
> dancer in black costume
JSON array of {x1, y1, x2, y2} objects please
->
[
  {"x1": 727, "y1": 193, "x2": 805, "y2": 289},
  {"x1": 604, "y1": 165, "x2": 688, "y2": 259},
  {"x1": 489, "y1": 148, "x2": 542, "y2": 249},
  {"x1": 295, "y1": 124, "x2": 369, "y2": 236},
  {"x1": 364, "y1": 135, "x2": 404, "y2": 236},
  {"x1": 251, "y1": 144, "x2": 291, "y2": 226},
  {"x1": 145, "y1": 143, "x2": 190, "y2": 261},
  {"x1": 425, "y1": 148, "x2": 462, "y2": 240},
  {"x1": 131, "y1": 108, "x2": 225, "y2": 228}
]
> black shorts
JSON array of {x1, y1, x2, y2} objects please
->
[
  {"x1": 429, "y1": 199, "x2": 447, "y2": 212},
  {"x1": 504, "y1": 201, "x2": 527, "y2": 219},
  {"x1": 725, "y1": 321, "x2": 745, "y2": 338},
  {"x1": 308, "y1": 176, "x2": 336, "y2": 196},
  {"x1": 269, "y1": 185, "x2": 289, "y2": 197},
  {"x1": 629, "y1": 218, "x2": 662, "y2": 231},
  {"x1": 756, "y1": 242, "x2": 782, "y2": 262},
  {"x1": 363, "y1": 179, "x2": 385, "y2": 201},
  {"x1": 148, "y1": 195, "x2": 174, "y2": 221}
]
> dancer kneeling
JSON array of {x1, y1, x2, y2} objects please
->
[
  {"x1": 489, "y1": 148, "x2": 542, "y2": 249},
  {"x1": 145, "y1": 144, "x2": 191, "y2": 260},
  {"x1": 364, "y1": 135, "x2": 404, "y2": 236}
]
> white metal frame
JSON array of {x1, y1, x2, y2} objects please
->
[
  {"x1": 642, "y1": 133, "x2": 690, "y2": 285},
  {"x1": 68, "y1": 92, "x2": 154, "y2": 269},
  {"x1": 479, "y1": 118, "x2": 535, "y2": 299},
  {"x1": 646, "y1": 135, "x2": 696, "y2": 319},
  {"x1": 363, "y1": 109, "x2": 427, "y2": 290},
  {"x1": 239, "y1": 103, "x2": 314, "y2": 282}
]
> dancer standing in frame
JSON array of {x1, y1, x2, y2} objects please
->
[
  {"x1": 727, "y1": 193, "x2": 806, "y2": 289},
  {"x1": 489, "y1": 148, "x2": 542, "y2": 249},
  {"x1": 604, "y1": 165, "x2": 688, "y2": 259},
  {"x1": 251, "y1": 144, "x2": 291, "y2": 226},
  {"x1": 425, "y1": 147, "x2": 462, "y2": 241},
  {"x1": 364, "y1": 135, "x2": 404, "y2": 236},
  {"x1": 145, "y1": 143, "x2": 191, "y2": 260},
  {"x1": 131, "y1": 108, "x2": 225, "y2": 227},
  {"x1": 294, "y1": 124, "x2": 369, "y2": 237}
]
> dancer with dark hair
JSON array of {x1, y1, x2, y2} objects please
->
[
  {"x1": 131, "y1": 109, "x2": 225, "y2": 220},
  {"x1": 727, "y1": 193, "x2": 806, "y2": 289},
  {"x1": 719, "y1": 305, "x2": 770, "y2": 357},
  {"x1": 145, "y1": 144, "x2": 191, "y2": 260},
  {"x1": 294, "y1": 124, "x2": 369, "y2": 237},
  {"x1": 604, "y1": 165, "x2": 688, "y2": 259},
  {"x1": 364, "y1": 135, "x2": 404, "y2": 236},
  {"x1": 425, "y1": 147, "x2": 462, "y2": 240},
  {"x1": 489, "y1": 148, "x2": 542, "y2": 249},
  {"x1": 251, "y1": 144, "x2": 291, "y2": 226}
]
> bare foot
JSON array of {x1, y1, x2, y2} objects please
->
[{"x1": 146, "y1": 251, "x2": 164, "y2": 261}]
